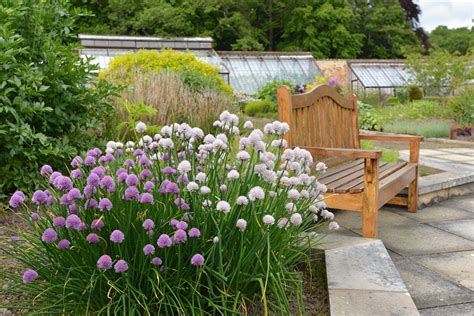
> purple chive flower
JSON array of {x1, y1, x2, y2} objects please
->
[
  {"x1": 40, "y1": 165, "x2": 53, "y2": 176},
  {"x1": 114, "y1": 260, "x2": 128, "y2": 273},
  {"x1": 87, "y1": 233, "x2": 100, "y2": 244},
  {"x1": 83, "y1": 184, "x2": 97, "y2": 198},
  {"x1": 117, "y1": 172, "x2": 128, "y2": 183},
  {"x1": 140, "y1": 169, "x2": 152, "y2": 180},
  {"x1": 87, "y1": 173, "x2": 100, "y2": 187},
  {"x1": 143, "y1": 244, "x2": 155, "y2": 255},
  {"x1": 22, "y1": 269, "x2": 38, "y2": 283},
  {"x1": 65, "y1": 214, "x2": 81, "y2": 229},
  {"x1": 191, "y1": 253, "x2": 205, "y2": 266},
  {"x1": 116, "y1": 167, "x2": 127, "y2": 175},
  {"x1": 125, "y1": 174, "x2": 139, "y2": 187},
  {"x1": 143, "y1": 219, "x2": 154, "y2": 230},
  {"x1": 173, "y1": 229, "x2": 187, "y2": 243},
  {"x1": 98, "y1": 198, "x2": 113, "y2": 211},
  {"x1": 157, "y1": 234, "x2": 172, "y2": 248},
  {"x1": 115, "y1": 149, "x2": 123, "y2": 157},
  {"x1": 85, "y1": 198, "x2": 98, "y2": 209},
  {"x1": 93, "y1": 148, "x2": 102, "y2": 156},
  {"x1": 180, "y1": 203, "x2": 190, "y2": 211},
  {"x1": 58, "y1": 239, "x2": 71, "y2": 249},
  {"x1": 160, "y1": 181, "x2": 179, "y2": 194},
  {"x1": 110, "y1": 230, "x2": 125, "y2": 244},
  {"x1": 78, "y1": 222, "x2": 88, "y2": 231},
  {"x1": 71, "y1": 169, "x2": 83, "y2": 179},
  {"x1": 124, "y1": 159, "x2": 135, "y2": 168},
  {"x1": 41, "y1": 228, "x2": 58, "y2": 243},
  {"x1": 143, "y1": 181, "x2": 155, "y2": 192},
  {"x1": 177, "y1": 174, "x2": 189, "y2": 184},
  {"x1": 188, "y1": 228, "x2": 201, "y2": 238},
  {"x1": 161, "y1": 167, "x2": 176, "y2": 175},
  {"x1": 68, "y1": 203, "x2": 79, "y2": 214},
  {"x1": 91, "y1": 218, "x2": 104, "y2": 230},
  {"x1": 71, "y1": 156, "x2": 83, "y2": 168},
  {"x1": 170, "y1": 219, "x2": 179, "y2": 228},
  {"x1": 151, "y1": 257, "x2": 162, "y2": 266},
  {"x1": 31, "y1": 212, "x2": 40, "y2": 221},
  {"x1": 91, "y1": 166, "x2": 105, "y2": 178},
  {"x1": 161, "y1": 153, "x2": 169, "y2": 161},
  {"x1": 140, "y1": 193, "x2": 154, "y2": 204},
  {"x1": 9, "y1": 191, "x2": 25, "y2": 208},
  {"x1": 49, "y1": 171, "x2": 61, "y2": 184},
  {"x1": 176, "y1": 221, "x2": 188, "y2": 230},
  {"x1": 104, "y1": 153, "x2": 115, "y2": 162},
  {"x1": 84, "y1": 155, "x2": 95, "y2": 166},
  {"x1": 32, "y1": 190, "x2": 47, "y2": 205},
  {"x1": 54, "y1": 176, "x2": 73, "y2": 192},
  {"x1": 97, "y1": 255, "x2": 112, "y2": 270},
  {"x1": 59, "y1": 193, "x2": 71, "y2": 205},
  {"x1": 53, "y1": 216, "x2": 66, "y2": 228},
  {"x1": 100, "y1": 176, "x2": 115, "y2": 190},
  {"x1": 174, "y1": 198, "x2": 185, "y2": 207},
  {"x1": 134, "y1": 149, "x2": 143, "y2": 157},
  {"x1": 139, "y1": 156, "x2": 151, "y2": 166},
  {"x1": 67, "y1": 188, "x2": 82, "y2": 201},
  {"x1": 124, "y1": 186, "x2": 140, "y2": 200}
]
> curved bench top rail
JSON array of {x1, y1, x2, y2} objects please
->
[{"x1": 290, "y1": 84, "x2": 355, "y2": 110}]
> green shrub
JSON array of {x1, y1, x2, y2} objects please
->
[
  {"x1": 100, "y1": 49, "x2": 232, "y2": 94},
  {"x1": 357, "y1": 101, "x2": 383, "y2": 131},
  {"x1": 408, "y1": 85, "x2": 423, "y2": 101},
  {"x1": 448, "y1": 87, "x2": 474, "y2": 126},
  {"x1": 387, "y1": 97, "x2": 400, "y2": 105},
  {"x1": 395, "y1": 88, "x2": 409, "y2": 104},
  {"x1": 0, "y1": 0, "x2": 115, "y2": 202},
  {"x1": 255, "y1": 80, "x2": 294, "y2": 111},
  {"x1": 244, "y1": 100, "x2": 274, "y2": 116},
  {"x1": 372, "y1": 100, "x2": 451, "y2": 122}
]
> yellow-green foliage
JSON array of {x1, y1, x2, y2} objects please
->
[{"x1": 99, "y1": 49, "x2": 232, "y2": 94}]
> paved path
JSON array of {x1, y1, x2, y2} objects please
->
[
  {"x1": 330, "y1": 194, "x2": 474, "y2": 315},
  {"x1": 399, "y1": 147, "x2": 474, "y2": 174}
]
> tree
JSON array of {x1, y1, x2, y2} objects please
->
[
  {"x1": 398, "y1": 0, "x2": 431, "y2": 54},
  {"x1": 430, "y1": 26, "x2": 474, "y2": 55}
]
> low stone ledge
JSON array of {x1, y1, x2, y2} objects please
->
[{"x1": 310, "y1": 233, "x2": 419, "y2": 316}]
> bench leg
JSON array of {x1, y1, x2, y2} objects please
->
[
  {"x1": 407, "y1": 177, "x2": 418, "y2": 213},
  {"x1": 362, "y1": 158, "x2": 379, "y2": 238}
]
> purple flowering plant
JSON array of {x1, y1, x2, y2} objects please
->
[{"x1": 1, "y1": 111, "x2": 337, "y2": 314}]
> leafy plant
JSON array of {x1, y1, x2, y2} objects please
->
[
  {"x1": 395, "y1": 87, "x2": 409, "y2": 103},
  {"x1": 244, "y1": 100, "x2": 274, "y2": 116},
  {"x1": 448, "y1": 87, "x2": 474, "y2": 126},
  {"x1": 0, "y1": 0, "x2": 115, "y2": 202},
  {"x1": 255, "y1": 80, "x2": 294, "y2": 111},
  {"x1": 408, "y1": 85, "x2": 423, "y2": 101},
  {"x1": 1, "y1": 112, "x2": 336, "y2": 314},
  {"x1": 99, "y1": 49, "x2": 232, "y2": 94},
  {"x1": 115, "y1": 100, "x2": 159, "y2": 140},
  {"x1": 357, "y1": 101, "x2": 383, "y2": 131}
]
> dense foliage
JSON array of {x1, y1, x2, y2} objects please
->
[
  {"x1": 0, "y1": 0, "x2": 115, "y2": 202},
  {"x1": 448, "y1": 88, "x2": 474, "y2": 126},
  {"x1": 99, "y1": 49, "x2": 232, "y2": 94},
  {"x1": 430, "y1": 26, "x2": 474, "y2": 56},
  {"x1": 71, "y1": 0, "x2": 426, "y2": 59},
  {"x1": 1, "y1": 113, "x2": 336, "y2": 314}
]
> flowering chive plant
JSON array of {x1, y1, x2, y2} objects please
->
[{"x1": 2, "y1": 111, "x2": 337, "y2": 314}]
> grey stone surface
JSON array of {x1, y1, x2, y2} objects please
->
[
  {"x1": 419, "y1": 303, "x2": 474, "y2": 316},
  {"x1": 329, "y1": 289, "x2": 419, "y2": 316},
  {"x1": 429, "y1": 219, "x2": 474, "y2": 241},
  {"x1": 415, "y1": 251, "x2": 474, "y2": 291},
  {"x1": 361, "y1": 223, "x2": 474, "y2": 256},
  {"x1": 392, "y1": 258, "x2": 474, "y2": 309},
  {"x1": 307, "y1": 231, "x2": 371, "y2": 250},
  {"x1": 442, "y1": 196, "x2": 474, "y2": 212},
  {"x1": 326, "y1": 240, "x2": 407, "y2": 292},
  {"x1": 390, "y1": 205, "x2": 474, "y2": 223},
  {"x1": 334, "y1": 209, "x2": 416, "y2": 229}
]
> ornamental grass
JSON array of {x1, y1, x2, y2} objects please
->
[{"x1": 1, "y1": 111, "x2": 337, "y2": 315}]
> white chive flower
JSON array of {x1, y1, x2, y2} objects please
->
[
  {"x1": 262, "y1": 215, "x2": 275, "y2": 226},
  {"x1": 237, "y1": 151, "x2": 251, "y2": 161},
  {"x1": 243, "y1": 121, "x2": 253, "y2": 129},
  {"x1": 177, "y1": 160, "x2": 191, "y2": 174},
  {"x1": 236, "y1": 219, "x2": 247, "y2": 231},
  {"x1": 200, "y1": 186, "x2": 211, "y2": 195},
  {"x1": 236, "y1": 196, "x2": 249, "y2": 205},
  {"x1": 329, "y1": 221, "x2": 340, "y2": 230},
  {"x1": 216, "y1": 201, "x2": 231, "y2": 213},
  {"x1": 196, "y1": 172, "x2": 207, "y2": 183},
  {"x1": 213, "y1": 236, "x2": 219, "y2": 243},
  {"x1": 248, "y1": 186, "x2": 265, "y2": 201},
  {"x1": 227, "y1": 170, "x2": 240, "y2": 180},
  {"x1": 136, "y1": 121, "x2": 147, "y2": 133},
  {"x1": 202, "y1": 200, "x2": 212, "y2": 207},
  {"x1": 187, "y1": 182, "x2": 199, "y2": 192},
  {"x1": 288, "y1": 189, "x2": 301, "y2": 201},
  {"x1": 290, "y1": 213, "x2": 303, "y2": 226}
]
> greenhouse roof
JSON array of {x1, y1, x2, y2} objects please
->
[
  {"x1": 349, "y1": 61, "x2": 413, "y2": 88},
  {"x1": 218, "y1": 52, "x2": 322, "y2": 94}
]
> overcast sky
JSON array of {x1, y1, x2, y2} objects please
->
[{"x1": 416, "y1": 0, "x2": 473, "y2": 32}]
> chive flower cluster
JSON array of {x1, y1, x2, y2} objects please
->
[{"x1": 9, "y1": 111, "x2": 336, "y2": 313}]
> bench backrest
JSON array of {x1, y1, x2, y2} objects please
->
[{"x1": 277, "y1": 84, "x2": 360, "y2": 149}]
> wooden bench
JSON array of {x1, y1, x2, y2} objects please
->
[{"x1": 277, "y1": 84, "x2": 422, "y2": 238}]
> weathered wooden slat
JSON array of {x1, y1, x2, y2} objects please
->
[
  {"x1": 331, "y1": 162, "x2": 394, "y2": 193},
  {"x1": 346, "y1": 162, "x2": 408, "y2": 193},
  {"x1": 318, "y1": 159, "x2": 364, "y2": 179},
  {"x1": 359, "y1": 134, "x2": 424, "y2": 143},
  {"x1": 320, "y1": 162, "x2": 367, "y2": 187},
  {"x1": 387, "y1": 196, "x2": 408, "y2": 206},
  {"x1": 378, "y1": 163, "x2": 417, "y2": 208},
  {"x1": 292, "y1": 85, "x2": 354, "y2": 110},
  {"x1": 324, "y1": 192, "x2": 364, "y2": 212},
  {"x1": 330, "y1": 162, "x2": 389, "y2": 193}
]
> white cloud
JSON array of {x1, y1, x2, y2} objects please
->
[{"x1": 416, "y1": 0, "x2": 473, "y2": 31}]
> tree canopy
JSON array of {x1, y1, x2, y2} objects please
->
[
  {"x1": 71, "y1": 0, "x2": 427, "y2": 59},
  {"x1": 429, "y1": 26, "x2": 474, "y2": 55}
]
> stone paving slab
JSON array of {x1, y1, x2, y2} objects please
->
[
  {"x1": 415, "y1": 251, "x2": 474, "y2": 291},
  {"x1": 329, "y1": 289, "x2": 419, "y2": 316},
  {"x1": 389, "y1": 205, "x2": 474, "y2": 223},
  {"x1": 333, "y1": 209, "x2": 417, "y2": 229},
  {"x1": 354, "y1": 223, "x2": 474, "y2": 256},
  {"x1": 429, "y1": 219, "x2": 474, "y2": 241},
  {"x1": 419, "y1": 303, "x2": 474, "y2": 316},
  {"x1": 440, "y1": 197, "x2": 474, "y2": 212},
  {"x1": 391, "y1": 258, "x2": 474, "y2": 309},
  {"x1": 326, "y1": 240, "x2": 407, "y2": 292}
]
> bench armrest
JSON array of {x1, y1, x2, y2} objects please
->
[
  {"x1": 301, "y1": 146, "x2": 382, "y2": 160},
  {"x1": 359, "y1": 134, "x2": 423, "y2": 143}
]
